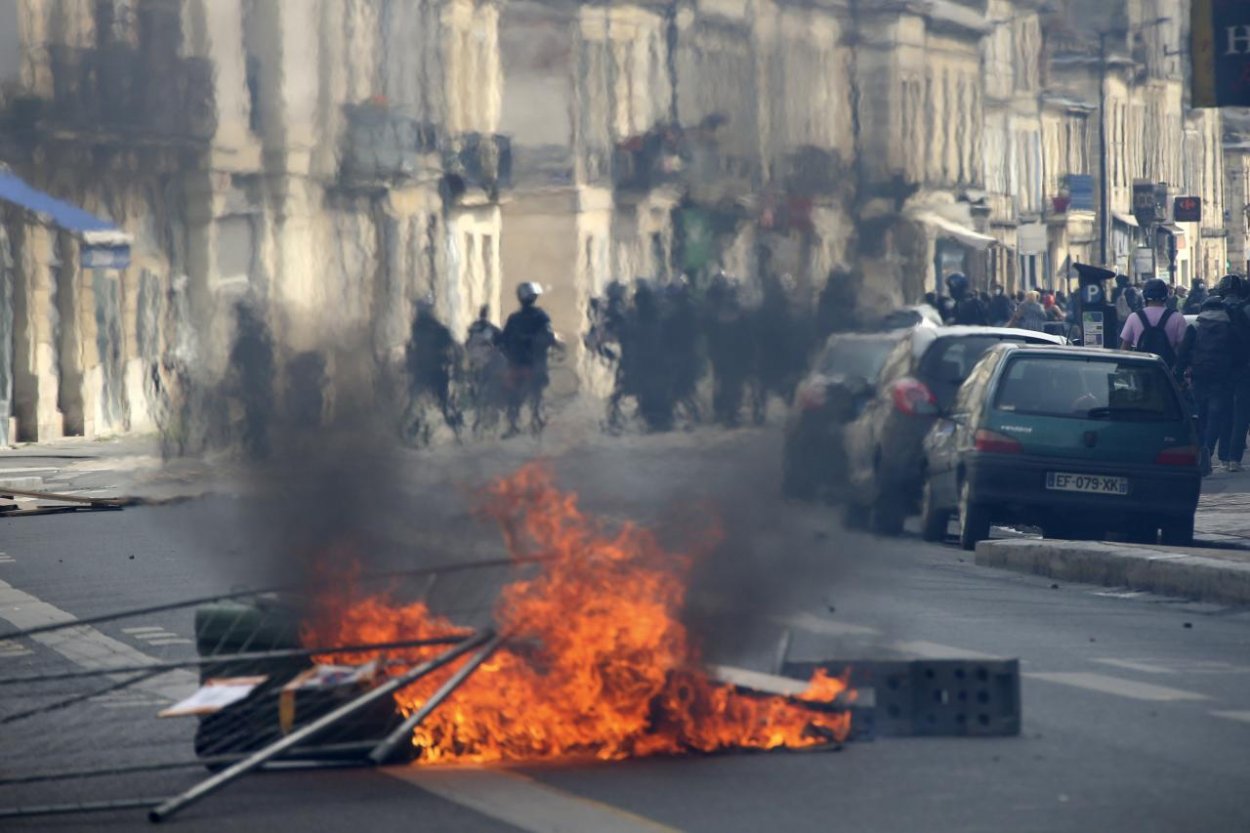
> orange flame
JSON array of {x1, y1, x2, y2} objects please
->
[{"x1": 306, "y1": 463, "x2": 849, "y2": 764}]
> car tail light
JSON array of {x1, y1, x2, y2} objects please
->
[
  {"x1": 974, "y1": 428, "x2": 1022, "y2": 454},
  {"x1": 890, "y1": 378, "x2": 938, "y2": 416},
  {"x1": 1154, "y1": 445, "x2": 1199, "y2": 466},
  {"x1": 796, "y1": 382, "x2": 827, "y2": 412}
]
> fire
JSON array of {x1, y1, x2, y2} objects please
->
[{"x1": 305, "y1": 463, "x2": 850, "y2": 764}]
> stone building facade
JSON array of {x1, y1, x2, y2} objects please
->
[{"x1": 0, "y1": 0, "x2": 1243, "y2": 446}]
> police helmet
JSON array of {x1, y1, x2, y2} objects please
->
[
  {"x1": 517, "y1": 282, "x2": 543, "y2": 304},
  {"x1": 416, "y1": 294, "x2": 436, "y2": 313},
  {"x1": 1142, "y1": 278, "x2": 1169, "y2": 302},
  {"x1": 945, "y1": 272, "x2": 969, "y2": 296},
  {"x1": 1192, "y1": 278, "x2": 1206, "y2": 291},
  {"x1": 1218, "y1": 274, "x2": 1246, "y2": 299}
]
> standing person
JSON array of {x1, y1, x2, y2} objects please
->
[
  {"x1": 1007, "y1": 290, "x2": 1048, "y2": 331},
  {"x1": 465, "y1": 305, "x2": 504, "y2": 436},
  {"x1": 987, "y1": 282, "x2": 1014, "y2": 326},
  {"x1": 404, "y1": 296, "x2": 462, "y2": 444},
  {"x1": 1118, "y1": 278, "x2": 1186, "y2": 368},
  {"x1": 1176, "y1": 295, "x2": 1235, "y2": 475},
  {"x1": 662, "y1": 277, "x2": 703, "y2": 427},
  {"x1": 944, "y1": 273, "x2": 988, "y2": 325},
  {"x1": 704, "y1": 274, "x2": 752, "y2": 427},
  {"x1": 229, "y1": 300, "x2": 275, "y2": 460},
  {"x1": 626, "y1": 279, "x2": 673, "y2": 432},
  {"x1": 1112, "y1": 274, "x2": 1141, "y2": 323},
  {"x1": 1215, "y1": 274, "x2": 1250, "y2": 471},
  {"x1": 1183, "y1": 279, "x2": 1208, "y2": 314},
  {"x1": 500, "y1": 282, "x2": 558, "y2": 437}
]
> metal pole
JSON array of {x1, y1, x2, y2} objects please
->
[
  {"x1": 368, "y1": 632, "x2": 506, "y2": 765},
  {"x1": 0, "y1": 798, "x2": 170, "y2": 820},
  {"x1": 1099, "y1": 31, "x2": 1109, "y2": 267},
  {"x1": 0, "y1": 634, "x2": 469, "y2": 687},
  {"x1": 148, "y1": 630, "x2": 494, "y2": 824}
]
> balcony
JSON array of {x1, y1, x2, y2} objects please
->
[
  {"x1": 340, "y1": 100, "x2": 440, "y2": 186},
  {"x1": 782, "y1": 146, "x2": 849, "y2": 197},
  {"x1": 612, "y1": 125, "x2": 686, "y2": 193},
  {"x1": 442, "y1": 132, "x2": 512, "y2": 199},
  {"x1": 5, "y1": 44, "x2": 216, "y2": 143}
]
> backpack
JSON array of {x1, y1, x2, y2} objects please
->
[
  {"x1": 1134, "y1": 308, "x2": 1177, "y2": 367},
  {"x1": 1189, "y1": 317, "x2": 1234, "y2": 382}
]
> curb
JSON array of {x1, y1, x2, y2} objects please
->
[{"x1": 974, "y1": 539, "x2": 1250, "y2": 607}]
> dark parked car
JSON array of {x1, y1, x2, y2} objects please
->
[
  {"x1": 921, "y1": 344, "x2": 1200, "y2": 550},
  {"x1": 782, "y1": 331, "x2": 903, "y2": 501},
  {"x1": 842, "y1": 326, "x2": 1067, "y2": 534}
]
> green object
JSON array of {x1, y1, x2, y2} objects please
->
[{"x1": 194, "y1": 598, "x2": 304, "y2": 682}]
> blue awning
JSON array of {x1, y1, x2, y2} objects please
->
[{"x1": 0, "y1": 170, "x2": 132, "y2": 249}]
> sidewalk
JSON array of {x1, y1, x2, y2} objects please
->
[{"x1": 976, "y1": 466, "x2": 1250, "y2": 607}]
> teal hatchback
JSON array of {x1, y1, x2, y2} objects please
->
[{"x1": 921, "y1": 344, "x2": 1201, "y2": 550}]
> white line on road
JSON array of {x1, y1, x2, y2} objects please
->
[
  {"x1": 146, "y1": 638, "x2": 194, "y2": 646},
  {"x1": 1210, "y1": 711, "x2": 1250, "y2": 725},
  {"x1": 0, "y1": 556, "x2": 14, "y2": 565},
  {"x1": 122, "y1": 626, "x2": 167, "y2": 634},
  {"x1": 890, "y1": 641, "x2": 1002, "y2": 660},
  {"x1": 1025, "y1": 672, "x2": 1209, "y2": 702},
  {"x1": 0, "y1": 577, "x2": 196, "y2": 702},
  {"x1": 1091, "y1": 658, "x2": 1176, "y2": 675},
  {"x1": 385, "y1": 767, "x2": 684, "y2": 833},
  {"x1": 768, "y1": 612, "x2": 880, "y2": 638},
  {"x1": 0, "y1": 638, "x2": 32, "y2": 657}
]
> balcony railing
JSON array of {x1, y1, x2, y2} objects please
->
[
  {"x1": 443, "y1": 132, "x2": 513, "y2": 196},
  {"x1": 9, "y1": 44, "x2": 216, "y2": 142},
  {"x1": 340, "y1": 101, "x2": 440, "y2": 185},
  {"x1": 612, "y1": 125, "x2": 686, "y2": 192}
]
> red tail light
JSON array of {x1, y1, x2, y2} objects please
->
[
  {"x1": 796, "y1": 382, "x2": 827, "y2": 412},
  {"x1": 1154, "y1": 445, "x2": 1199, "y2": 466},
  {"x1": 974, "y1": 428, "x2": 1022, "y2": 454},
  {"x1": 890, "y1": 378, "x2": 938, "y2": 416}
]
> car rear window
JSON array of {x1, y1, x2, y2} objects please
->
[
  {"x1": 920, "y1": 335, "x2": 1053, "y2": 409},
  {"x1": 993, "y1": 357, "x2": 1182, "y2": 422},
  {"x1": 819, "y1": 338, "x2": 895, "y2": 380}
]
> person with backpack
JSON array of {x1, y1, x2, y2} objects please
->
[
  {"x1": 1112, "y1": 274, "x2": 1142, "y2": 323},
  {"x1": 1215, "y1": 274, "x2": 1250, "y2": 471},
  {"x1": 1118, "y1": 279, "x2": 1186, "y2": 368},
  {"x1": 1176, "y1": 295, "x2": 1235, "y2": 475}
]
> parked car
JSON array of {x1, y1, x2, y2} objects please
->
[
  {"x1": 842, "y1": 326, "x2": 1068, "y2": 534},
  {"x1": 921, "y1": 344, "x2": 1200, "y2": 550},
  {"x1": 783, "y1": 331, "x2": 903, "y2": 501}
]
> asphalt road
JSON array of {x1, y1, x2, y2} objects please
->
[{"x1": 1, "y1": 427, "x2": 1249, "y2": 832}]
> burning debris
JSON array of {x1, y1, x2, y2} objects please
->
[{"x1": 305, "y1": 463, "x2": 851, "y2": 764}]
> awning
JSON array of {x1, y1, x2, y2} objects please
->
[
  {"x1": 1112, "y1": 211, "x2": 1139, "y2": 228},
  {"x1": 911, "y1": 211, "x2": 996, "y2": 250},
  {"x1": 1157, "y1": 222, "x2": 1184, "y2": 236},
  {"x1": 0, "y1": 171, "x2": 131, "y2": 267}
]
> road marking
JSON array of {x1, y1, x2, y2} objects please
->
[
  {"x1": 0, "y1": 638, "x2": 32, "y2": 657},
  {"x1": 0, "y1": 555, "x2": 14, "y2": 565},
  {"x1": 890, "y1": 641, "x2": 1001, "y2": 660},
  {"x1": 1091, "y1": 658, "x2": 1176, "y2": 675},
  {"x1": 122, "y1": 626, "x2": 192, "y2": 647},
  {"x1": 1210, "y1": 710, "x2": 1250, "y2": 725},
  {"x1": 768, "y1": 612, "x2": 879, "y2": 638},
  {"x1": 1025, "y1": 672, "x2": 1209, "y2": 702},
  {"x1": 385, "y1": 767, "x2": 684, "y2": 833},
  {"x1": 146, "y1": 638, "x2": 194, "y2": 646},
  {"x1": 122, "y1": 626, "x2": 167, "y2": 634},
  {"x1": 0, "y1": 577, "x2": 196, "y2": 702}
]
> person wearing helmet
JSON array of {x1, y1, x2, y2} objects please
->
[
  {"x1": 943, "y1": 272, "x2": 988, "y2": 326},
  {"x1": 1183, "y1": 279, "x2": 1208, "y2": 315},
  {"x1": 1118, "y1": 278, "x2": 1185, "y2": 367},
  {"x1": 1214, "y1": 275, "x2": 1250, "y2": 471},
  {"x1": 404, "y1": 295, "x2": 462, "y2": 443},
  {"x1": 501, "y1": 282, "x2": 557, "y2": 436}
]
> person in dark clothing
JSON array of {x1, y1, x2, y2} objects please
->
[
  {"x1": 404, "y1": 296, "x2": 462, "y2": 444},
  {"x1": 229, "y1": 301, "x2": 275, "y2": 460},
  {"x1": 987, "y1": 282, "x2": 1014, "y2": 326},
  {"x1": 662, "y1": 278, "x2": 703, "y2": 426},
  {"x1": 815, "y1": 269, "x2": 859, "y2": 338},
  {"x1": 1215, "y1": 274, "x2": 1250, "y2": 471},
  {"x1": 624, "y1": 280, "x2": 674, "y2": 432},
  {"x1": 1183, "y1": 279, "x2": 1209, "y2": 315},
  {"x1": 704, "y1": 274, "x2": 753, "y2": 427},
  {"x1": 465, "y1": 305, "x2": 504, "y2": 436},
  {"x1": 1177, "y1": 295, "x2": 1236, "y2": 475},
  {"x1": 751, "y1": 272, "x2": 806, "y2": 424},
  {"x1": 586, "y1": 281, "x2": 631, "y2": 431},
  {"x1": 945, "y1": 272, "x2": 988, "y2": 325},
  {"x1": 501, "y1": 282, "x2": 557, "y2": 437}
]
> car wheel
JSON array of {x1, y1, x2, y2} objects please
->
[
  {"x1": 871, "y1": 494, "x2": 906, "y2": 536},
  {"x1": 1160, "y1": 515, "x2": 1195, "y2": 547},
  {"x1": 920, "y1": 479, "x2": 950, "y2": 543},
  {"x1": 957, "y1": 481, "x2": 991, "y2": 551}
]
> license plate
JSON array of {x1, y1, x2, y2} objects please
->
[{"x1": 1045, "y1": 472, "x2": 1129, "y2": 495}]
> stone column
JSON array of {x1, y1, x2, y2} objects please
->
[{"x1": 8, "y1": 219, "x2": 62, "y2": 441}]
